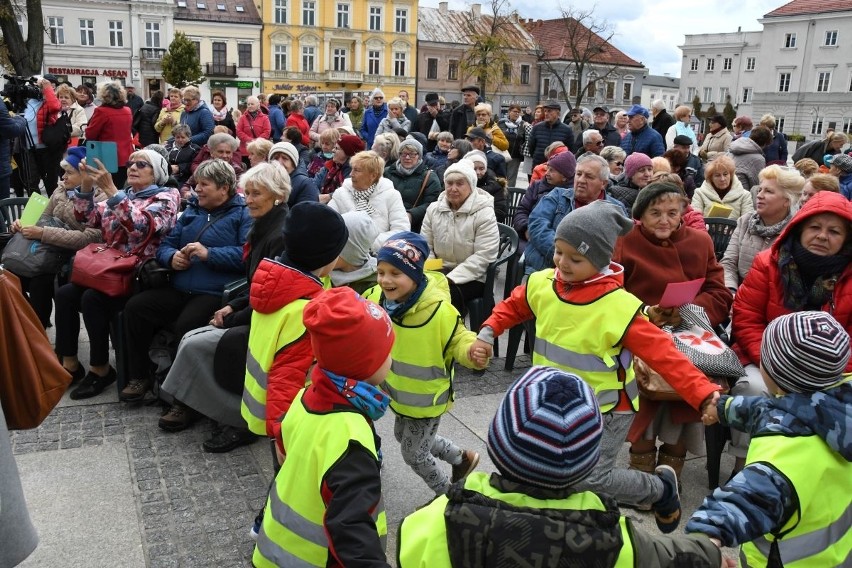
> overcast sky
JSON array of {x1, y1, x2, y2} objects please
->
[{"x1": 419, "y1": 0, "x2": 784, "y2": 76}]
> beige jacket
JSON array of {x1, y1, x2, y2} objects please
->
[
  {"x1": 691, "y1": 177, "x2": 755, "y2": 220},
  {"x1": 721, "y1": 212, "x2": 788, "y2": 289},
  {"x1": 421, "y1": 187, "x2": 500, "y2": 285},
  {"x1": 40, "y1": 183, "x2": 106, "y2": 250},
  {"x1": 699, "y1": 128, "x2": 732, "y2": 161}
]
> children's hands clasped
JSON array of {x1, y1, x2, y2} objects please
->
[
  {"x1": 700, "y1": 390, "x2": 721, "y2": 425},
  {"x1": 469, "y1": 339, "x2": 493, "y2": 369}
]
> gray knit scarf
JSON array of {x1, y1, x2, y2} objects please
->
[{"x1": 747, "y1": 211, "x2": 791, "y2": 239}]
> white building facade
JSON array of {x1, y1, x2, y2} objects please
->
[
  {"x1": 679, "y1": 1, "x2": 852, "y2": 139},
  {"x1": 641, "y1": 74, "x2": 680, "y2": 111}
]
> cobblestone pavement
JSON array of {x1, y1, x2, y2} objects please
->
[{"x1": 10, "y1": 356, "x2": 532, "y2": 567}]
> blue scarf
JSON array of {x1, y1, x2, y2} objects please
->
[
  {"x1": 323, "y1": 369, "x2": 390, "y2": 421},
  {"x1": 382, "y1": 276, "x2": 427, "y2": 318}
]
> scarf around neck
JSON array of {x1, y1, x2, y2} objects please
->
[
  {"x1": 779, "y1": 237, "x2": 850, "y2": 310},
  {"x1": 747, "y1": 211, "x2": 791, "y2": 239},
  {"x1": 353, "y1": 183, "x2": 378, "y2": 215},
  {"x1": 211, "y1": 106, "x2": 229, "y2": 121}
]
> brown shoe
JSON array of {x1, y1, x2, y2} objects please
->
[
  {"x1": 451, "y1": 450, "x2": 480, "y2": 483},
  {"x1": 119, "y1": 378, "x2": 152, "y2": 403},
  {"x1": 158, "y1": 403, "x2": 199, "y2": 432}
]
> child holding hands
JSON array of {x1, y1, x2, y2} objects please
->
[
  {"x1": 470, "y1": 200, "x2": 722, "y2": 532},
  {"x1": 364, "y1": 232, "x2": 489, "y2": 494}
]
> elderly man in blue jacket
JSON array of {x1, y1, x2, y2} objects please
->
[{"x1": 620, "y1": 104, "x2": 665, "y2": 158}]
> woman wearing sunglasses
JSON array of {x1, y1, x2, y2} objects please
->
[{"x1": 54, "y1": 149, "x2": 181, "y2": 400}]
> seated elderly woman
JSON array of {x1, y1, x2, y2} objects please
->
[
  {"x1": 383, "y1": 138, "x2": 442, "y2": 233},
  {"x1": 721, "y1": 165, "x2": 803, "y2": 292},
  {"x1": 435, "y1": 138, "x2": 473, "y2": 182},
  {"x1": 327, "y1": 150, "x2": 409, "y2": 252},
  {"x1": 799, "y1": 172, "x2": 839, "y2": 206},
  {"x1": 465, "y1": 150, "x2": 508, "y2": 223},
  {"x1": 55, "y1": 149, "x2": 181, "y2": 400},
  {"x1": 315, "y1": 134, "x2": 364, "y2": 202},
  {"x1": 158, "y1": 161, "x2": 290, "y2": 447},
  {"x1": 6, "y1": 147, "x2": 105, "y2": 328},
  {"x1": 600, "y1": 145, "x2": 627, "y2": 181},
  {"x1": 613, "y1": 182, "x2": 733, "y2": 483},
  {"x1": 611, "y1": 152, "x2": 653, "y2": 211},
  {"x1": 421, "y1": 160, "x2": 499, "y2": 315},
  {"x1": 267, "y1": 141, "x2": 318, "y2": 206},
  {"x1": 308, "y1": 98, "x2": 352, "y2": 143},
  {"x1": 424, "y1": 131, "x2": 454, "y2": 170},
  {"x1": 165, "y1": 124, "x2": 200, "y2": 187},
  {"x1": 730, "y1": 190, "x2": 852, "y2": 473},
  {"x1": 371, "y1": 132, "x2": 401, "y2": 171},
  {"x1": 119, "y1": 159, "x2": 251, "y2": 403},
  {"x1": 181, "y1": 131, "x2": 244, "y2": 197},
  {"x1": 691, "y1": 154, "x2": 754, "y2": 220},
  {"x1": 526, "y1": 154, "x2": 628, "y2": 274},
  {"x1": 467, "y1": 103, "x2": 509, "y2": 152}
]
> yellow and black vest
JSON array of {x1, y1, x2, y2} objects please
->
[
  {"x1": 253, "y1": 390, "x2": 388, "y2": 567},
  {"x1": 526, "y1": 269, "x2": 642, "y2": 413}
]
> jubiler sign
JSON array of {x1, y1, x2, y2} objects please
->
[{"x1": 47, "y1": 68, "x2": 129, "y2": 78}]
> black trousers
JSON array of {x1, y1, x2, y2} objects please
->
[
  {"x1": 17, "y1": 273, "x2": 57, "y2": 328},
  {"x1": 122, "y1": 288, "x2": 221, "y2": 382},
  {"x1": 448, "y1": 280, "x2": 485, "y2": 317},
  {"x1": 54, "y1": 283, "x2": 127, "y2": 367},
  {"x1": 11, "y1": 147, "x2": 63, "y2": 197}
]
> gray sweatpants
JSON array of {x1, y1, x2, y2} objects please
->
[
  {"x1": 573, "y1": 412, "x2": 664, "y2": 508},
  {"x1": 394, "y1": 415, "x2": 463, "y2": 495}
]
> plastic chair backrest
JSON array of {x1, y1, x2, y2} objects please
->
[
  {"x1": 506, "y1": 187, "x2": 526, "y2": 225},
  {"x1": 0, "y1": 197, "x2": 29, "y2": 230},
  {"x1": 705, "y1": 217, "x2": 738, "y2": 261}
]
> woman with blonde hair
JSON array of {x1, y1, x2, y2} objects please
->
[
  {"x1": 371, "y1": 132, "x2": 401, "y2": 169},
  {"x1": 156, "y1": 87, "x2": 184, "y2": 144},
  {"x1": 792, "y1": 131, "x2": 848, "y2": 167},
  {"x1": 664, "y1": 105, "x2": 697, "y2": 153},
  {"x1": 794, "y1": 158, "x2": 819, "y2": 178},
  {"x1": 375, "y1": 97, "x2": 411, "y2": 136},
  {"x1": 467, "y1": 103, "x2": 509, "y2": 152},
  {"x1": 85, "y1": 80, "x2": 134, "y2": 187},
  {"x1": 799, "y1": 173, "x2": 840, "y2": 206},
  {"x1": 721, "y1": 165, "x2": 803, "y2": 290},
  {"x1": 692, "y1": 154, "x2": 754, "y2": 219},
  {"x1": 614, "y1": 110, "x2": 629, "y2": 138}
]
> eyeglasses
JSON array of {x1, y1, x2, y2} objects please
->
[
  {"x1": 126, "y1": 160, "x2": 152, "y2": 169},
  {"x1": 400, "y1": 152, "x2": 419, "y2": 159},
  {"x1": 373, "y1": 96, "x2": 384, "y2": 100},
  {"x1": 613, "y1": 161, "x2": 624, "y2": 167},
  {"x1": 182, "y1": 98, "x2": 193, "y2": 104},
  {"x1": 594, "y1": 141, "x2": 605, "y2": 146}
]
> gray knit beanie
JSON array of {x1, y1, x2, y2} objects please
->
[
  {"x1": 268, "y1": 141, "x2": 300, "y2": 167},
  {"x1": 399, "y1": 138, "x2": 423, "y2": 157},
  {"x1": 555, "y1": 200, "x2": 633, "y2": 269}
]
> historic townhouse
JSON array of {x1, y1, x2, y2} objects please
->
[{"x1": 260, "y1": 0, "x2": 417, "y2": 102}]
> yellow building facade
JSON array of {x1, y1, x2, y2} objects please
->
[{"x1": 261, "y1": 0, "x2": 416, "y2": 101}]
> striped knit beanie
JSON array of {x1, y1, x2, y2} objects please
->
[
  {"x1": 760, "y1": 311, "x2": 850, "y2": 394},
  {"x1": 487, "y1": 366, "x2": 603, "y2": 489}
]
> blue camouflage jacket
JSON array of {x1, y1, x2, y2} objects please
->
[{"x1": 686, "y1": 381, "x2": 852, "y2": 546}]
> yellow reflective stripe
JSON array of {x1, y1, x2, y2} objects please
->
[
  {"x1": 268, "y1": 484, "x2": 327, "y2": 547},
  {"x1": 752, "y1": 501, "x2": 852, "y2": 563},
  {"x1": 534, "y1": 337, "x2": 617, "y2": 372},
  {"x1": 246, "y1": 350, "x2": 267, "y2": 389},
  {"x1": 391, "y1": 360, "x2": 447, "y2": 381},
  {"x1": 383, "y1": 382, "x2": 450, "y2": 408}
]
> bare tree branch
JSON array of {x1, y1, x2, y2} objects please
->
[
  {"x1": 0, "y1": 0, "x2": 44, "y2": 76},
  {"x1": 458, "y1": 0, "x2": 519, "y2": 100}
]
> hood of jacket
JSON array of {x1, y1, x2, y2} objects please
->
[
  {"x1": 249, "y1": 257, "x2": 324, "y2": 314},
  {"x1": 770, "y1": 190, "x2": 852, "y2": 258},
  {"x1": 729, "y1": 136, "x2": 763, "y2": 156},
  {"x1": 757, "y1": 382, "x2": 852, "y2": 461}
]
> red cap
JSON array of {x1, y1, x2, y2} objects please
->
[{"x1": 303, "y1": 288, "x2": 395, "y2": 381}]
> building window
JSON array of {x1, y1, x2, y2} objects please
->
[
  {"x1": 108, "y1": 21, "x2": 124, "y2": 47},
  {"x1": 778, "y1": 72, "x2": 791, "y2": 92},
  {"x1": 502, "y1": 63, "x2": 512, "y2": 82},
  {"x1": 48, "y1": 17, "x2": 64, "y2": 45},
  {"x1": 723, "y1": 57, "x2": 732, "y2": 71},
  {"x1": 719, "y1": 86, "x2": 729, "y2": 102},
  {"x1": 212, "y1": 42, "x2": 226, "y2": 67},
  {"x1": 741, "y1": 87, "x2": 752, "y2": 103},
  {"x1": 746, "y1": 57, "x2": 756, "y2": 71},
  {"x1": 586, "y1": 80, "x2": 596, "y2": 98},
  {"x1": 333, "y1": 48, "x2": 347, "y2": 72},
  {"x1": 520, "y1": 64, "x2": 531, "y2": 85},
  {"x1": 393, "y1": 52, "x2": 406, "y2": 76},
  {"x1": 568, "y1": 78, "x2": 578, "y2": 97},
  {"x1": 687, "y1": 87, "x2": 697, "y2": 101},
  {"x1": 274, "y1": 0, "x2": 287, "y2": 24},
  {"x1": 603, "y1": 81, "x2": 614, "y2": 100},
  {"x1": 302, "y1": 46, "x2": 315, "y2": 72},
  {"x1": 145, "y1": 22, "x2": 160, "y2": 48},
  {"x1": 274, "y1": 45, "x2": 287, "y2": 71},
  {"x1": 447, "y1": 59, "x2": 458, "y2": 81},
  {"x1": 368, "y1": 50, "x2": 380, "y2": 75},
  {"x1": 426, "y1": 58, "x2": 438, "y2": 80},
  {"x1": 238, "y1": 43, "x2": 252, "y2": 67},
  {"x1": 842, "y1": 118, "x2": 852, "y2": 135},
  {"x1": 784, "y1": 33, "x2": 796, "y2": 48},
  {"x1": 811, "y1": 117, "x2": 823, "y2": 135},
  {"x1": 706, "y1": 58, "x2": 715, "y2": 72},
  {"x1": 395, "y1": 9, "x2": 407, "y2": 33},
  {"x1": 192, "y1": 41, "x2": 201, "y2": 60},
  {"x1": 825, "y1": 30, "x2": 838, "y2": 46},
  {"x1": 302, "y1": 1, "x2": 315, "y2": 26},
  {"x1": 817, "y1": 71, "x2": 831, "y2": 92},
  {"x1": 690, "y1": 58, "x2": 698, "y2": 72},
  {"x1": 79, "y1": 19, "x2": 94, "y2": 46},
  {"x1": 703, "y1": 87, "x2": 713, "y2": 102},
  {"x1": 369, "y1": 6, "x2": 382, "y2": 31},
  {"x1": 622, "y1": 82, "x2": 632, "y2": 101},
  {"x1": 776, "y1": 116, "x2": 786, "y2": 133},
  {"x1": 337, "y1": 3, "x2": 350, "y2": 28}
]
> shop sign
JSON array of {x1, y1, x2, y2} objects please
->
[{"x1": 47, "y1": 68, "x2": 128, "y2": 78}]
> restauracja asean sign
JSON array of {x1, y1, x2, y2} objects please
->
[{"x1": 47, "y1": 68, "x2": 129, "y2": 77}]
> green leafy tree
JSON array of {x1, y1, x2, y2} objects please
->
[
  {"x1": 458, "y1": 0, "x2": 517, "y2": 100},
  {"x1": 723, "y1": 96, "x2": 736, "y2": 129},
  {"x1": 0, "y1": 0, "x2": 44, "y2": 76},
  {"x1": 161, "y1": 31, "x2": 205, "y2": 88}
]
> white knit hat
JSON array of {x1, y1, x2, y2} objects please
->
[
  {"x1": 135, "y1": 149, "x2": 170, "y2": 186},
  {"x1": 268, "y1": 141, "x2": 299, "y2": 167},
  {"x1": 443, "y1": 160, "x2": 477, "y2": 190}
]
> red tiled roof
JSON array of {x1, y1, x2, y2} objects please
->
[
  {"x1": 765, "y1": 0, "x2": 852, "y2": 17},
  {"x1": 524, "y1": 17, "x2": 643, "y2": 68}
]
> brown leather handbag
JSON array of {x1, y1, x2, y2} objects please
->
[{"x1": 0, "y1": 268, "x2": 72, "y2": 429}]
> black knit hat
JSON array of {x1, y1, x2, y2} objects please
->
[
  {"x1": 283, "y1": 202, "x2": 349, "y2": 271},
  {"x1": 709, "y1": 115, "x2": 727, "y2": 128},
  {"x1": 632, "y1": 181, "x2": 686, "y2": 220}
]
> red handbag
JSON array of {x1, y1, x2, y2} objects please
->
[{"x1": 71, "y1": 213, "x2": 156, "y2": 297}]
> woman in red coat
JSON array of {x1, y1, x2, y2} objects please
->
[
  {"x1": 84, "y1": 80, "x2": 134, "y2": 188},
  {"x1": 614, "y1": 181, "x2": 732, "y2": 484},
  {"x1": 285, "y1": 99, "x2": 311, "y2": 146},
  {"x1": 236, "y1": 96, "x2": 271, "y2": 165},
  {"x1": 729, "y1": 190, "x2": 852, "y2": 470}
]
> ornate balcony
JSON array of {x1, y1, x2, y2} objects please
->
[
  {"x1": 139, "y1": 48, "x2": 166, "y2": 72},
  {"x1": 205, "y1": 63, "x2": 238, "y2": 77}
]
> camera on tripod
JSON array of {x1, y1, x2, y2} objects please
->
[{"x1": 1, "y1": 75, "x2": 43, "y2": 113}]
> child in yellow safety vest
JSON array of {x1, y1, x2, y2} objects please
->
[
  {"x1": 688, "y1": 311, "x2": 852, "y2": 567},
  {"x1": 470, "y1": 200, "x2": 722, "y2": 533},
  {"x1": 363, "y1": 232, "x2": 490, "y2": 495}
]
